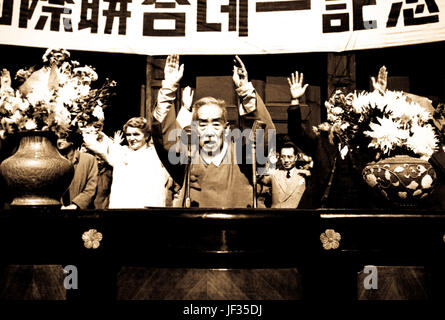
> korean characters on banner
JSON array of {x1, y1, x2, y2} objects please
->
[
  {"x1": 142, "y1": 0, "x2": 248, "y2": 37},
  {"x1": 322, "y1": 0, "x2": 439, "y2": 33},
  {"x1": 0, "y1": 0, "x2": 443, "y2": 55}
]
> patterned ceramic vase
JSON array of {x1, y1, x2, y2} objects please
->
[
  {"x1": 0, "y1": 131, "x2": 74, "y2": 207},
  {"x1": 362, "y1": 155, "x2": 437, "y2": 206}
]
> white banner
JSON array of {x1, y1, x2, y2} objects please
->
[{"x1": 0, "y1": 0, "x2": 444, "y2": 55}]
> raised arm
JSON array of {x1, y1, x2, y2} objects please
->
[
  {"x1": 82, "y1": 130, "x2": 121, "y2": 167},
  {"x1": 153, "y1": 54, "x2": 184, "y2": 125},
  {"x1": 151, "y1": 54, "x2": 188, "y2": 184},
  {"x1": 232, "y1": 55, "x2": 274, "y2": 134},
  {"x1": 288, "y1": 71, "x2": 309, "y2": 106},
  {"x1": 286, "y1": 71, "x2": 318, "y2": 155},
  {"x1": 371, "y1": 66, "x2": 387, "y2": 94}
]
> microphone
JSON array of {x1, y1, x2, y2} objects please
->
[
  {"x1": 249, "y1": 120, "x2": 266, "y2": 209},
  {"x1": 182, "y1": 125, "x2": 192, "y2": 208},
  {"x1": 248, "y1": 120, "x2": 266, "y2": 142}
]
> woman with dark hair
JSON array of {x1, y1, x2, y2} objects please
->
[{"x1": 83, "y1": 117, "x2": 170, "y2": 208}]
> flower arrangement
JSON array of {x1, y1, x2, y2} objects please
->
[
  {"x1": 0, "y1": 48, "x2": 116, "y2": 139},
  {"x1": 314, "y1": 89, "x2": 440, "y2": 164}
]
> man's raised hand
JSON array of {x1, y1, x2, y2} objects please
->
[
  {"x1": 164, "y1": 54, "x2": 184, "y2": 86},
  {"x1": 288, "y1": 71, "x2": 309, "y2": 101},
  {"x1": 232, "y1": 55, "x2": 248, "y2": 88},
  {"x1": 182, "y1": 86, "x2": 194, "y2": 112},
  {"x1": 371, "y1": 65, "x2": 387, "y2": 94}
]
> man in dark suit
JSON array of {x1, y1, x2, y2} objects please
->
[
  {"x1": 57, "y1": 131, "x2": 98, "y2": 210},
  {"x1": 286, "y1": 71, "x2": 380, "y2": 208}
]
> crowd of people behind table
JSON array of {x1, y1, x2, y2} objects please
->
[{"x1": 1, "y1": 54, "x2": 445, "y2": 210}]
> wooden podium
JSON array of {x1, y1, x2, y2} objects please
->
[{"x1": 0, "y1": 208, "x2": 444, "y2": 300}]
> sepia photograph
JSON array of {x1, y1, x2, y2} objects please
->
[{"x1": 0, "y1": 0, "x2": 444, "y2": 316}]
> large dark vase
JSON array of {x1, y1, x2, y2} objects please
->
[
  {"x1": 0, "y1": 131, "x2": 74, "y2": 207},
  {"x1": 362, "y1": 155, "x2": 437, "y2": 206}
]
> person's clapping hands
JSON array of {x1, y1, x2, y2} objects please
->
[{"x1": 164, "y1": 54, "x2": 184, "y2": 87}]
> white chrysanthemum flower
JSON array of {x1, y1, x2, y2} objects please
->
[
  {"x1": 0, "y1": 48, "x2": 116, "y2": 137},
  {"x1": 331, "y1": 107, "x2": 344, "y2": 115},
  {"x1": 406, "y1": 124, "x2": 439, "y2": 158},
  {"x1": 406, "y1": 101, "x2": 431, "y2": 124},
  {"x1": 1, "y1": 95, "x2": 13, "y2": 112},
  {"x1": 383, "y1": 90, "x2": 404, "y2": 101},
  {"x1": 387, "y1": 96, "x2": 432, "y2": 126},
  {"x1": 42, "y1": 48, "x2": 70, "y2": 63},
  {"x1": 73, "y1": 66, "x2": 98, "y2": 83},
  {"x1": 57, "y1": 64, "x2": 72, "y2": 85},
  {"x1": 92, "y1": 105, "x2": 104, "y2": 120},
  {"x1": 3, "y1": 94, "x2": 29, "y2": 113},
  {"x1": 26, "y1": 87, "x2": 53, "y2": 106},
  {"x1": 367, "y1": 90, "x2": 388, "y2": 111},
  {"x1": 54, "y1": 102, "x2": 71, "y2": 126},
  {"x1": 3, "y1": 101, "x2": 13, "y2": 113},
  {"x1": 78, "y1": 84, "x2": 91, "y2": 97},
  {"x1": 364, "y1": 117, "x2": 409, "y2": 154},
  {"x1": 16, "y1": 96, "x2": 30, "y2": 112},
  {"x1": 327, "y1": 113, "x2": 337, "y2": 122},
  {"x1": 325, "y1": 100, "x2": 333, "y2": 110},
  {"x1": 25, "y1": 119, "x2": 37, "y2": 130},
  {"x1": 317, "y1": 122, "x2": 331, "y2": 132},
  {"x1": 352, "y1": 91, "x2": 371, "y2": 113},
  {"x1": 10, "y1": 110, "x2": 22, "y2": 122},
  {"x1": 57, "y1": 81, "x2": 79, "y2": 104}
]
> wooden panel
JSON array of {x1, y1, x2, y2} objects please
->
[
  {"x1": 388, "y1": 76, "x2": 410, "y2": 92},
  {"x1": 151, "y1": 57, "x2": 167, "y2": 80},
  {"x1": 265, "y1": 76, "x2": 291, "y2": 105},
  {"x1": 195, "y1": 76, "x2": 237, "y2": 107},
  {"x1": 0, "y1": 265, "x2": 66, "y2": 300},
  {"x1": 357, "y1": 266, "x2": 428, "y2": 300},
  {"x1": 327, "y1": 53, "x2": 356, "y2": 96},
  {"x1": 116, "y1": 267, "x2": 302, "y2": 300},
  {"x1": 265, "y1": 105, "x2": 287, "y2": 135},
  {"x1": 0, "y1": 265, "x2": 429, "y2": 300}
]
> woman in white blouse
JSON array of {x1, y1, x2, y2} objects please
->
[{"x1": 83, "y1": 117, "x2": 170, "y2": 208}]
